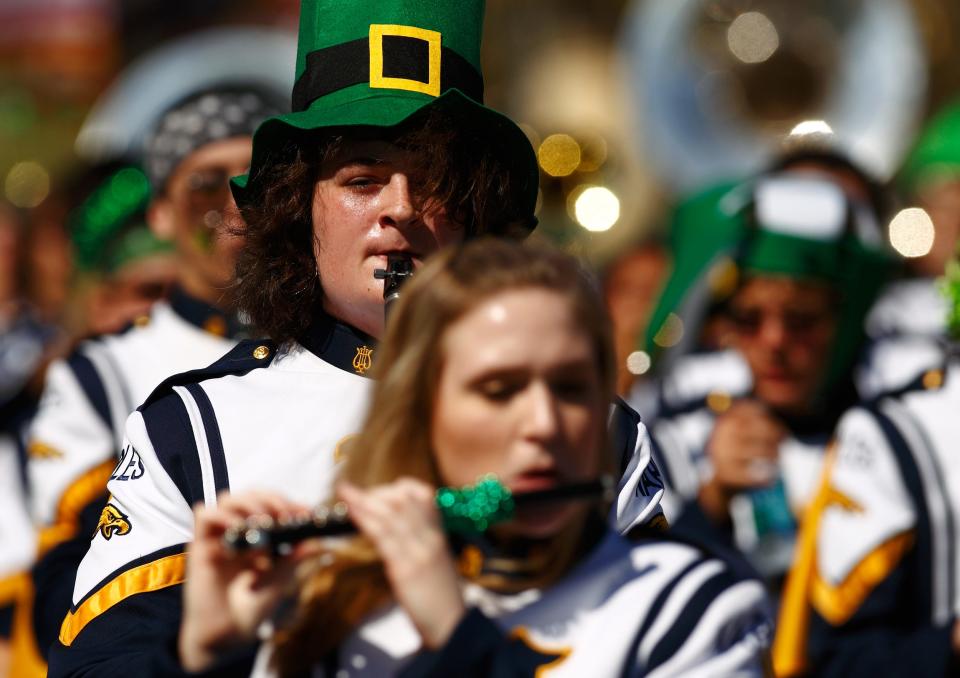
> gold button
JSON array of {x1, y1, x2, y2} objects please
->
[
  {"x1": 706, "y1": 391, "x2": 733, "y2": 414},
  {"x1": 133, "y1": 315, "x2": 150, "y2": 327},
  {"x1": 922, "y1": 369, "x2": 944, "y2": 390},
  {"x1": 252, "y1": 345, "x2": 270, "y2": 360}
]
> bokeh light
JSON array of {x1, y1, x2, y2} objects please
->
[
  {"x1": 789, "y1": 119, "x2": 834, "y2": 137},
  {"x1": 653, "y1": 312, "x2": 685, "y2": 348},
  {"x1": 538, "y1": 133, "x2": 581, "y2": 177},
  {"x1": 626, "y1": 350, "x2": 652, "y2": 376},
  {"x1": 889, "y1": 207, "x2": 935, "y2": 258},
  {"x1": 727, "y1": 12, "x2": 780, "y2": 64},
  {"x1": 573, "y1": 186, "x2": 620, "y2": 232},
  {"x1": 5, "y1": 161, "x2": 51, "y2": 208},
  {"x1": 577, "y1": 133, "x2": 608, "y2": 173}
]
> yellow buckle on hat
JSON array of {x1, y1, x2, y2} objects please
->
[{"x1": 369, "y1": 24, "x2": 442, "y2": 97}]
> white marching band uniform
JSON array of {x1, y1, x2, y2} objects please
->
[
  {"x1": 28, "y1": 295, "x2": 241, "y2": 542},
  {"x1": 774, "y1": 349, "x2": 960, "y2": 677},
  {"x1": 44, "y1": 311, "x2": 776, "y2": 676},
  {"x1": 250, "y1": 532, "x2": 772, "y2": 677},
  {"x1": 0, "y1": 431, "x2": 33, "y2": 581},
  {"x1": 21, "y1": 291, "x2": 241, "y2": 670}
]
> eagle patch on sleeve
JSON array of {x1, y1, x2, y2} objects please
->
[{"x1": 96, "y1": 503, "x2": 132, "y2": 540}]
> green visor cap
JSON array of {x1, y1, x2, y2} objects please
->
[
  {"x1": 899, "y1": 97, "x2": 960, "y2": 196},
  {"x1": 230, "y1": 0, "x2": 539, "y2": 230},
  {"x1": 70, "y1": 166, "x2": 175, "y2": 273},
  {"x1": 645, "y1": 175, "x2": 893, "y2": 388}
]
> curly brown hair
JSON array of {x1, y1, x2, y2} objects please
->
[{"x1": 232, "y1": 108, "x2": 539, "y2": 343}]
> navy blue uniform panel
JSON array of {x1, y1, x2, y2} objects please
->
[
  {"x1": 65, "y1": 352, "x2": 112, "y2": 432},
  {"x1": 400, "y1": 608, "x2": 569, "y2": 678},
  {"x1": 803, "y1": 403, "x2": 951, "y2": 677},
  {"x1": 0, "y1": 603, "x2": 11, "y2": 638},
  {"x1": 647, "y1": 433, "x2": 675, "y2": 491},
  {"x1": 141, "y1": 392, "x2": 204, "y2": 506},
  {"x1": 48, "y1": 585, "x2": 184, "y2": 677},
  {"x1": 32, "y1": 490, "x2": 108, "y2": 661},
  {"x1": 617, "y1": 556, "x2": 707, "y2": 674},
  {"x1": 807, "y1": 623, "x2": 956, "y2": 678},
  {"x1": 645, "y1": 567, "x2": 751, "y2": 671},
  {"x1": 184, "y1": 384, "x2": 230, "y2": 494},
  {"x1": 610, "y1": 397, "x2": 641, "y2": 476}
]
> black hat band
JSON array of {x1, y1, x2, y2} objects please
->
[{"x1": 292, "y1": 27, "x2": 484, "y2": 113}]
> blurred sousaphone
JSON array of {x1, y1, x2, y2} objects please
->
[
  {"x1": 621, "y1": 0, "x2": 927, "y2": 189},
  {"x1": 75, "y1": 26, "x2": 296, "y2": 164}
]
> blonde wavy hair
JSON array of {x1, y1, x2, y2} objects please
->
[{"x1": 271, "y1": 238, "x2": 617, "y2": 674}]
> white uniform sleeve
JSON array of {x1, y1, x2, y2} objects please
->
[
  {"x1": 69, "y1": 409, "x2": 195, "y2": 609},
  {"x1": 51, "y1": 388, "x2": 211, "y2": 675},
  {"x1": 615, "y1": 420, "x2": 667, "y2": 533},
  {"x1": 815, "y1": 407, "x2": 916, "y2": 601},
  {"x1": 26, "y1": 356, "x2": 117, "y2": 532},
  {"x1": 0, "y1": 433, "x2": 35, "y2": 580}
]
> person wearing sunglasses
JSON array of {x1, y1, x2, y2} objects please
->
[
  {"x1": 641, "y1": 172, "x2": 892, "y2": 587},
  {"x1": 18, "y1": 86, "x2": 281, "y2": 676}
]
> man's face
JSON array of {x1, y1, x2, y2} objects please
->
[
  {"x1": 720, "y1": 276, "x2": 838, "y2": 414},
  {"x1": 150, "y1": 136, "x2": 253, "y2": 301},
  {"x1": 917, "y1": 179, "x2": 960, "y2": 277},
  {"x1": 312, "y1": 138, "x2": 466, "y2": 338}
]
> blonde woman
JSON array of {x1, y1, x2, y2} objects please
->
[{"x1": 179, "y1": 240, "x2": 772, "y2": 677}]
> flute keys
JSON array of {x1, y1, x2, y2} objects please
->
[
  {"x1": 312, "y1": 505, "x2": 330, "y2": 526},
  {"x1": 243, "y1": 527, "x2": 267, "y2": 548},
  {"x1": 252, "y1": 514, "x2": 275, "y2": 530}
]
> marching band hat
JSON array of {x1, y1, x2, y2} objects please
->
[{"x1": 230, "y1": 0, "x2": 539, "y2": 230}]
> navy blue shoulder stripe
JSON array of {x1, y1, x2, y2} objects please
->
[
  {"x1": 70, "y1": 542, "x2": 187, "y2": 613},
  {"x1": 646, "y1": 567, "x2": 743, "y2": 671},
  {"x1": 863, "y1": 404, "x2": 935, "y2": 621},
  {"x1": 184, "y1": 383, "x2": 230, "y2": 494},
  {"x1": 611, "y1": 397, "x2": 642, "y2": 476},
  {"x1": 140, "y1": 338, "x2": 278, "y2": 411},
  {"x1": 65, "y1": 351, "x2": 112, "y2": 432},
  {"x1": 618, "y1": 555, "x2": 706, "y2": 678},
  {"x1": 141, "y1": 392, "x2": 204, "y2": 508}
]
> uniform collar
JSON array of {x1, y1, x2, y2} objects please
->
[
  {"x1": 168, "y1": 287, "x2": 249, "y2": 339},
  {"x1": 298, "y1": 312, "x2": 377, "y2": 378}
]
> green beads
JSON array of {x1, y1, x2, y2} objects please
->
[{"x1": 436, "y1": 475, "x2": 515, "y2": 536}]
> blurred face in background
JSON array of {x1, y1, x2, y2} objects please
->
[
  {"x1": 24, "y1": 206, "x2": 73, "y2": 321},
  {"x1": 603, "y1": 244, "x2": 669, "y2": 394},
  {"x1": 0, "y1": 207, "x2": 20, "y2": 309},
  {"x1": 148, "y1": 136, "x2": 252, "y2": 303},
  {"x1": 84, "y1": 254, "x2": 178, "y2": 335},
  {"x1": 915, "y1": 179, "x2": 960, "y2": 277},
  {"x1": 719, "y1": 275, "x2": 838, "y2": 415}
]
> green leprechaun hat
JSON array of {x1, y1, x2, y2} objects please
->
[
  {"x1": 899, "y1": 97, "x2": 960, "y2": 198},
  {"x1": 230, "y1": 0, "x2": 539, "y2": 230}
]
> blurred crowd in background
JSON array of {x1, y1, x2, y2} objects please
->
[{"x1": 2, "y1": 0, "x2": 960, "y2": 676}]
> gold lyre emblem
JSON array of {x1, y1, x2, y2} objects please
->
[{"x1": 352, "y1": 346, "x2": 374, "y2": 375}]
